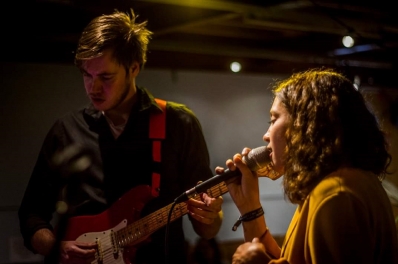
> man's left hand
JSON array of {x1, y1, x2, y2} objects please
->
[{"x1": 186, "y1": 193, "x2": 223, "y2": 224}]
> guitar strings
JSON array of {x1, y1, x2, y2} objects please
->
[
  {"x1": 89, "y1": 183, "x2": 228, "y2": 263},
  {"x1": 116, "y1": 182, "x2": 228, "y2": 247}
]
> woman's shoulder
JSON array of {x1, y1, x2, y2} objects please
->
[{"x1": 308, "y1": 168, "x2": 385, "y2": 208}]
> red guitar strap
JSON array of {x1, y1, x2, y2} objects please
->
[{"x1": 149, "y1": 98, "x2": 166, "y2": 197}]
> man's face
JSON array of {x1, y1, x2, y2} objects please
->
[{"x1": 81, "y1": 49, "x2": 137, "y2": 112}]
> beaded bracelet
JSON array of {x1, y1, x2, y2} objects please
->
[{"x1": 232, "y1": 207, "x2": 264, "y2": 231}]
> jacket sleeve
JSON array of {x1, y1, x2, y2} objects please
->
[
  {"x1": 18, "y1": 122, "x2": 63, "y2": 253},
  {"x1": 169, "y1": 102, "x2": 213, "y2": 191}
]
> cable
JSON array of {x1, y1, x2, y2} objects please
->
[{"x1": 164, "y1": 201, "x2": 178, "y2": 264}]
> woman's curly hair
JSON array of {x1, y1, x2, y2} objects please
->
[
  {"x1": 273, "y1": 68, "x2": 391, "y2": 204},
  {"x1": 74, "y1": 9, "x2": 152, "y2": 71}
]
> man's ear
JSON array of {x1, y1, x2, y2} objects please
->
[{"x1": 130, "y1": 61, "x2": 140, "y2": 76}]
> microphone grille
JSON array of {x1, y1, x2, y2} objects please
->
[{"x1": 243, "y1": 146, "x2": 272, "y2": 171}]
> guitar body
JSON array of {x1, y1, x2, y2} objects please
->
[
  {"x1": 63, "y1": 185, "x2": 154, "y2": 264},
  {"x1": 61, "y1": 181, "x2": 229, "y2": 264}
]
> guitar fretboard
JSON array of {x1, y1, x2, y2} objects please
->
[{"x1": 115, "y1": 181, "x2": 229, "y2": 247}]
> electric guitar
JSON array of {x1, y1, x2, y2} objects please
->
[{"x1": 62, "y1": 182, "x2": 228, "y2": 264}]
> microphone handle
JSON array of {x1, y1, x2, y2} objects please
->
[{"x1": 174, "y1": 168, "x2": 240, "y2": 203}]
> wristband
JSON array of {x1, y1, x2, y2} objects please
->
[{"x1": 232, "y1": 207, "x2": 264, "y2": 231}]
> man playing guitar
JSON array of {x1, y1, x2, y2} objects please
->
[{"x1": 18, "y1": 9, "x2": 223, "y2": 264}]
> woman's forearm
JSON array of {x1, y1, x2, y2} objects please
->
[{"x1": 242, "y1": 216, "x2": 281, "y2": 259}]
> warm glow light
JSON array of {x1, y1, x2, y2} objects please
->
[
  {"x1": 230, "y1": 62, "x2": 241, "y2": 73},
  {"x1": 342, "y1": 35, "x2": 354, "y2": 48}
]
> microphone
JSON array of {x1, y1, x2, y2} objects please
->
[{"x1": 174, "y1": 146, "x2": 271, "y2": 203}]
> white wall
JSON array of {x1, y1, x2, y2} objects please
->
[{"x1": 0, "y1": 62, "x2": 296, "y2": 263}]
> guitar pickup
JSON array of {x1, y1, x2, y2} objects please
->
[{"x1": 95, "y1": 237, "x2": 103, "y2": 263}]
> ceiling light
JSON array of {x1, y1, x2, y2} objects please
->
[
  {"x1": 230, "y1": 62, "x2": 241, "y2": 73},
  {"x1": 342, "y1": 35, "x2": 355, "y2": 48}
]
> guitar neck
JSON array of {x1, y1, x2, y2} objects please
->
[{"x1": 115, "y1": 181, "x2": 229, "y2": 247}]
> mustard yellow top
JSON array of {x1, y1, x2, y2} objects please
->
[{"x1": 281, "y1": 168, "x2": 398, "y2": 264}]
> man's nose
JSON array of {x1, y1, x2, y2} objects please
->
[{"x1": 90, "y1": 78, "x2": 102, "y2": 94}]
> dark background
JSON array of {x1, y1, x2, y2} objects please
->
[{"x1": 1, "y1": 0, "x2": 397, "y2": 88}]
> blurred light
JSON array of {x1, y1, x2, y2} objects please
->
[
  {"x1": 230, "y1": 62, "x2": 241, "y2": 73},
  {"x1": 353, "y1": 75, "x2": 361, "y2": 90},
  {"x1": 353, "y1": 83, "x2": 359, "y2": 90},
  {"x1": 342, "y1": 35, "x2": 354, "y2": 48},
  {"x1": 56, "y1": 201, "x2": 68, "y2": 214},
  {"x1": 329, "y1": 43, "x2": 381, "y2": 56}
]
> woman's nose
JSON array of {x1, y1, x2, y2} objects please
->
[{"x1": 263, "y1": 131, "x2": 270, "y2": 142}]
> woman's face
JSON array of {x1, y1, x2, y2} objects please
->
[{"x1": 263, "y1": 96, "x2": 289, "y2": 179}]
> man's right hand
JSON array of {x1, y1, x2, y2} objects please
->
[
  {"x1": 59, "y1": 241, "x2": 97, "y2": 264},
  {"x1": 31, "y1": 228, "x2": 56, "y2": 256}
]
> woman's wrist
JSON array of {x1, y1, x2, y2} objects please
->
[
  {"x1": 242, "y1": 215, "x2": 268, "y2": 242},
  {"x1": 232, "y1": 206, "x2": 264, "y2": 231},
  {"x1": 239, "y1": 203, "x2": 263, "y2": 215}
]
